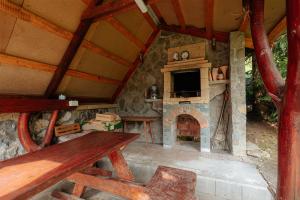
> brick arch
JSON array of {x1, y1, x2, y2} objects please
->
[{"x1": 163, "y1": 106, "x2": 208, "y2": 128}]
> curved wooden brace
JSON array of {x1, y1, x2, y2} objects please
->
[
  {"x1": 249, "y1": 0, "x2": 285, "y2": 105},
  {"x1": 18, "y1": 110, "x2": 59, "y2": 152}
]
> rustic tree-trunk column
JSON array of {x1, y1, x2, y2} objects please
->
[
  {"x1": 250, "y1": 0, "x2": 285, "y2": 106},
  {"x1": 250, "y1": 0, "x2": 300, "y2": 199},
  {"x1": 276, "y1": 0, "x2": 300, "y2": 199}
]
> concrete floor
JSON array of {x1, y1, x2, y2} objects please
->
[{"x1": 33, "y1": 141, "x2": 273, "y2": 200}]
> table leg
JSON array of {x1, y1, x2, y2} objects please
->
[
  {"x1": 143, "y1": 121, "x2": 148, "y2": 143},
  {"x1": 108, "y1": 150, "x2": 134, "y2": 181},
  {"x1": 72, "y1": 184, "x2": 85, "y2": 197},
  {"x1": 148, "y1": 122, "x2": 154, "y2": 144}
]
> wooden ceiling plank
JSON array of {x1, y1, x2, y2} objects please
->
[
  {"x1": 0, "y1": 53, "x2": 120, "y2": 86},
  {"x1": 268, "y1": 16, "x2": 286, "y2": 46},
  {"x1": 82, "y1": 0, "x2": 159, "y2": 20},
  {"x1": 105, "y1": 16, "x2": 146, "y2": 50},
  {"x1": 159, "y1": 24, "x2": 229, "y2": 43},
  {"x1": 82, "y1": 40, "x2": 133, "y2": 68},
  {"x1": 170, "y1": 0, "x2": 185, "y2": 29},
  {"x1": 0, "y1": 0, "x2": 130, "y2": 70},
  {"x1": 112, "y1": 29, "x2": 160, "y2": 101},
  {"x1": 0, "y1": 0, "x2": 74, "y2": 40},
  {"x1": 205, "y1": 0, "x2": 214, "y2": 39}
]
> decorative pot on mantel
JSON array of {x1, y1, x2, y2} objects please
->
[
  {"x1": 211, "y1": 68, "x2": 219, "y2": 81},
  {"x1": 219, "y1": 65, "x2": 228, "y2": 79}
]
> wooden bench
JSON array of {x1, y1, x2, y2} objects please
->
[{"x1": 0, "y1": 131, "x2": 197, "y2": 200}]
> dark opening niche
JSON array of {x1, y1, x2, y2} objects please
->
[{"x1": 172, "y1": 69, "x2": 201, "y2": 98}]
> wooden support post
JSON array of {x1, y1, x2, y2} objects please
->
[
  {"x1": 277, "y1": 0, "x2": 300, "y2": 199},
  {"x1": 108, "y1": 150, "x2": 134, "y2": 181},
  {"x1": 250, "y1": 0, "x2": 300, "y2": 198},
  {"x1": 41, "y1": 110, "x2": 59, "y2": 147}
]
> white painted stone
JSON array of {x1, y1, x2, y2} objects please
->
[{"x1": 242, "y1": 186, "x2": 273, "y2": 200}]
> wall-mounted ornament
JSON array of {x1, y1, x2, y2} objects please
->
[
  {"x1": 180, "y1": 50, "x2": 190, "y2": 60},
  {"x1": 172, "y1": 52, "x2": 180, "y2": 61}
]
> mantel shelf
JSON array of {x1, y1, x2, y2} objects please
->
[
  {"x1": 209, "y1": 80, "x2": 230, "y2": 85},
  {"x1": 144, "y1": 99, "x2": 163, "y2": 103}
]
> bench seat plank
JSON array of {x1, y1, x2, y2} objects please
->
[{"x1": 0, "y1": 132, "x2": 138, "y2": 200}]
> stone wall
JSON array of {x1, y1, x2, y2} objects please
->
[
  {"x1": 0, "y1": 108, "x2": 116, "y2": 160},
  {"x1": 116, "y1": 31, "x2": 230, "y2": 147}
]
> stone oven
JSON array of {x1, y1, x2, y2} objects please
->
[{"x1": 161, "y1": 43, "x2": 213, "y2": 152}]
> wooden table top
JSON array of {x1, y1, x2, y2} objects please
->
[
  {"x1": 0, "y1": 131, "x2": 139, "y2": 199},
  {"x1": 121, "y1": 116, "x2": 160, "y2": 122}
]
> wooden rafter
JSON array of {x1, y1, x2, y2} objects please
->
[
  {"x1": 142, "y1": 12, "x2": 158, "y2": 30},
  {"x1": 0, "y1": 0, "x2": 132, "y2": 72},
  {"x1": 82, "y1": 0, "x2": 159, "y2": 20},
  {"x1": 159, "y1": 24, "x2": 229, "y2": 43},
  {"x1": 268, "y1": 16, "x2": 286, "y2": 46},
  {"x1": 150, "y1": 3, "x2": 166, "y2": 24},
  {"x1": 105, "y1": 16, "x2": 146, "y2": 50},
  {"x1": 112, "y1": 29, "x2": 160, "y2": 101},
  {"x1": 204, "y1": 0, "x2": 214, "y2": 39},
  {"x1": 239, "y1": 10, "x2": 250, "y2": 32},
  {"x1": 170, "y1": 0, "x2": 185, "y2": 29},
  {"x1": 0, "y1": 0, "x2": 73, "y2": 40},
  {"x1": 44, "y1": 1, "x2": 101, "y2": 97},
  {"x1": 0, "y1": 53, "x2": 121, "y2": 86},
  {"x1": 245, "y1": 16, "x2": 287, "y2": 49},
  {"x1": 82, "y1": 40, "x2": 133, "y2": 68}
]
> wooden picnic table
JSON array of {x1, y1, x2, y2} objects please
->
[
  {"x1": 0, "y1": 131, "x2": 138, "y2": 199},
  {"x1": 121, "y1": 116, "x2": 160, "y2": 144}
]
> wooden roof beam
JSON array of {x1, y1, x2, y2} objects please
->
[
  {"x1": 0, "y1": 0, "x2": 73, "y2": 40},
  {"x1": 205, "y1": 0, "x2": 214, "y2": 39},
  {"x1": 150, "y1": 3, "x2": 166, "y2": 25},
  {"x1": 105, "y1": 16, "x2": 146, "y2": 50},
  {"x1": 268, "y1": 16, "x2": 286, "y2": 46},
  {"x1": 159, "y1": 24, "x2": 229, "y2": 43},
  {"x1": 245, "y1": 16, "x2": 287, "y2": 49},
  {"x1": 0, "y1": 53, "x2": 121, "y2": 86},
  {"x1": 0, "y1": 0, "x2": 131, "y2": 75},
  {"x1": 82, "y1": 0, "x2": 159, "y2": 20},
  {"x1": 239, "y1": 10, "x2": 250, "y2": 32},
  {"x1": 170, "y1": 0, "x2": 185, "y2": 30},
  {"x1": 81, "y1": 40, "x2": 134, "y2": 68}
]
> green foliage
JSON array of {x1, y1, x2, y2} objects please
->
[{"x1": 246, "y1": 33, "x2": 287, "y2": 122}]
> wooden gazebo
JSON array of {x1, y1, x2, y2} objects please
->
[{"x1": 0, "y1": 0, "x2": 298, "y2": 199}]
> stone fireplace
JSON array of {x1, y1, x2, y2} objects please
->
[{"x1": 162, "y1": 43, "x2": 212, "y2": 152}]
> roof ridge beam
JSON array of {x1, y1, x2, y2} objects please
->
[{"x1": 105, "y1": 16, "x2": 146, "y2": 50}]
